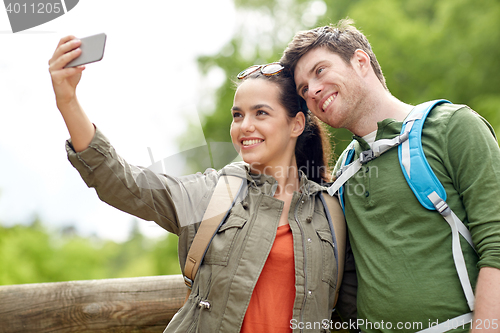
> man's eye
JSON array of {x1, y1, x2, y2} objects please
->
[
  {"x1": 317, "y1": 67, "x2": 324, "y2": 75},
  {"x1": 232, "y1": 112, "x2": 242, "y2": 118}
]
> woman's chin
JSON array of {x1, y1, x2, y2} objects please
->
[
  {"x1": 243, "y1": 158, "x2": 259, "y2": 166},
  {"x1": 242, "y1": 158, "x2": 264, "y2": 169}
]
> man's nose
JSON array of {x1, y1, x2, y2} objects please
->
[{"x1": 308, "y1": 82, "x2": 322, "y2": 99}]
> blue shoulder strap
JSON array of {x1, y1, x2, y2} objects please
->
[
  {"x1": 337, "y1": 100, "x2": 451, "y2": 213},
  {"x1": 338, "y1": 142, "x2": 356, "y2": 213},
  {"x1": 398, "y1": 99, "x2": 451, "y2": 210},
  {"x1": 399, "y1": 100, "x2": 477, "y2": 331}
]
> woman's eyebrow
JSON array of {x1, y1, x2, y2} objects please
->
[
  {"x1": 231, "y1": 104, "x2": 274, "y2": 111},
  {"x1": 251, "y1": 104, "x2": 274, "y2": 111}
]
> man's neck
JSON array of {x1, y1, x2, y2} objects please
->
[{"x1": 351, "y1": 92, "x2": 413, "y2": 137}]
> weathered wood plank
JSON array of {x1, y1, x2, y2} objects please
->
[{"x1": 0, "y1": 275, "x2": 186, "y2": 333}]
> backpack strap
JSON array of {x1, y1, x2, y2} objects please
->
[
  {"x1": 398, "y1": 99, "x2": 451, "y2": 210},
  {"x1": 329, "y1": 132, "x2": 409, "y2": 209},
  {"x1": 183, "y1": 175, "x2": 245, "y2": 292},
  {"x1": 318, "y1": 192, "x2": 346, "y2": 307},
  {"x1": 398, "y1": 100, "x2": 474, "y2": 247},
  {"x1": 336, "y1": 141, "x2": 356, "y2": 213},
  {"x1": 399, "y1": 100, "x2": 476, "y2": 324}
]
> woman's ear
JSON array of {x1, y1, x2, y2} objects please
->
[{"x1": 291, "y1": 111, "x2": 306, "y2": 138}]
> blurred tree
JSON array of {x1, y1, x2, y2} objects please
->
[
  {"x1": 0, "y1": 218, "x2": 180, "y2": 285},
  {"x1": 178, "y1": 0, "x2": 500, "y2": 174},
  {"x1": 152, "y1": 233, "x2": 182, "y2": 276},
  {"x1": 348, "y1": 0, "x2": 500, "y2": 122}
]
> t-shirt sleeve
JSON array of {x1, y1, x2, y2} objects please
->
[{"x1": 445, "y1": 106, "x2": 500, "y2": 269}]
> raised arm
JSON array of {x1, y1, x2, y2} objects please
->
[
  {"x1": 49, "y1": 37, "x2": 224, "y2": 235},
  {"x1": 48, "y1": 35, "x2": 95, "y2": 152}
]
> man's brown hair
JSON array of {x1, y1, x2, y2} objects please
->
[{"x1": 280, "y1": 18, "x2": 387, "y2": 90}]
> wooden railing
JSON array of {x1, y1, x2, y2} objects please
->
[{"x1": 0, "y1": 275, "x2": 186, "y2": 333}]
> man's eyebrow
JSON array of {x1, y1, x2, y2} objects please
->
[{"x1": 296, "y1": 60, "x2": 323, "y2": 95}]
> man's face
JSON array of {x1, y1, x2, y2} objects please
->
[{"x1": 294, "y1": 47, "x2": 366, "y2": 130}]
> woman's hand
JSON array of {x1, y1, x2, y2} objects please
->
[
  {"x1": 48, "y1": 35, "x2": 85, "y2": 109},
  {"x1": 48, "y1": 35, "x2": 95, "y2": 152}
]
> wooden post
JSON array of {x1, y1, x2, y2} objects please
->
[{"x1": 0, "y1": 275, "x2": 186, "y2": 333}]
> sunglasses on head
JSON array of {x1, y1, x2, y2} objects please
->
[{"x1": 237, "y1": 62, "x2": 285, "y2": 80}]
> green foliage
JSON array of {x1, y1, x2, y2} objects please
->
[
  {"x1": 0, "y1": 219, "x2": 180, "y2": 285},
  {"x1": 349, "y1": 0, "x2": 500, "y2": 121},
  {"x1": 179, "y1": 0, "x2": 500, "y2": 172}
]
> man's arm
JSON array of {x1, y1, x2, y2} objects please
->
[
  {"x1": 472, "y1": 267, "x2": 500, "y2": 332},
  {"x1": 441, "y1": 106, "x2": 500, "y2": 331}
]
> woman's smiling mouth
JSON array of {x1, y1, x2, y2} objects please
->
[{"x1": 241, "y1": 139, "x2": 264, "y2": 147}]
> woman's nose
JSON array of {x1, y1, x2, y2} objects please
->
[{"x1": 241, "y1": 116, "x2": 255, "y2": 132}]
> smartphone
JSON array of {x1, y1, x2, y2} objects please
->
[{"x1": 64, "y1": 33, "x2": 107, "y2": 68}]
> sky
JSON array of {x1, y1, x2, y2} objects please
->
[{"x1": 0, "y1": 0, "x2": 237, "y2": 241}]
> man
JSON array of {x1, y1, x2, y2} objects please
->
[{"x1": 280, "y1": 19, "x2": 500, "y2": 332}]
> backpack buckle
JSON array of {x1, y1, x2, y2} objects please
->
[
  {"x1": 360, "y1": 150, "x2": 375, "y2": 164},
  {"x1": 184, "y1": 275, "x2": 193, "y2": 289},
  {"x1": 428, "y1": 191, "x2": 452, "y2": 217}
]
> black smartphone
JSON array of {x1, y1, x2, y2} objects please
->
[{"x1": 64, "y1": 33, "x2": 107, "y2": 68}]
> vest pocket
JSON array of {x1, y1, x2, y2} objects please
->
[
  {"x1": 203, "y1": 215, "x2": 247, "y2": 265},
  {"x1": 316, "y1": 229, "x2": 338, "y2": 288}
]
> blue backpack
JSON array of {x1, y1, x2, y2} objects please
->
[{"x1": 328, "y1": 100, "x2": 476, "y2": 332}]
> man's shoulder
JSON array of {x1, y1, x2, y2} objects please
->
[
  {"x1": 426, "y1": 102, "x2": 492, "y2": 128},
  {"x1": 427, "y1": 102, "x2": 470, "y2": 122},
  {"x1": 427, "y1": 102, "x2": 496, "y2": 139}
]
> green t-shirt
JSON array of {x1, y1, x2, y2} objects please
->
[{"x1": 338, "y1": 104, "x2": 500, "y2": 332}]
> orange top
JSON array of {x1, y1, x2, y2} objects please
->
[{"x1": 240, "y1": 224, "x2": 295, "y2": 333}]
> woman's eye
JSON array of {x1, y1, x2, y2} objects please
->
[
  {"x1": 232, "y1": 112, "x2": 242, "y2": 118},
  {"x1": 257, "y1": 110, "x2": 268, "y2": 116},
  {"x1": 301, "y1": 87, "x2": 309, "y2": 96}
]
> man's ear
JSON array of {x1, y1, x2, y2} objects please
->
[
  {"x1": 351, "y1": 49, "x2": 371, "y2": 75},
  {"x1": 291, "y1": 111, "x2": 306, "y2": 138}
]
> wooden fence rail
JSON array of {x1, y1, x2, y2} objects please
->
[{"x1": 0, "y1": 274, "x2": 186, "y2": 333}]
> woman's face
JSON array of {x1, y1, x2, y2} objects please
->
[{"x1": 230, "y1": 78, "x2": 303, "y2": 172}]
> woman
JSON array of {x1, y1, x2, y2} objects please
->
[{"x1": 49, "y1": 36, "x2": 346, "y2": 332}]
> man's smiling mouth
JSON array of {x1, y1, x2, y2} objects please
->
[{"x1": 322, "y1": 93, "x2": 337, "y2": 111}]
